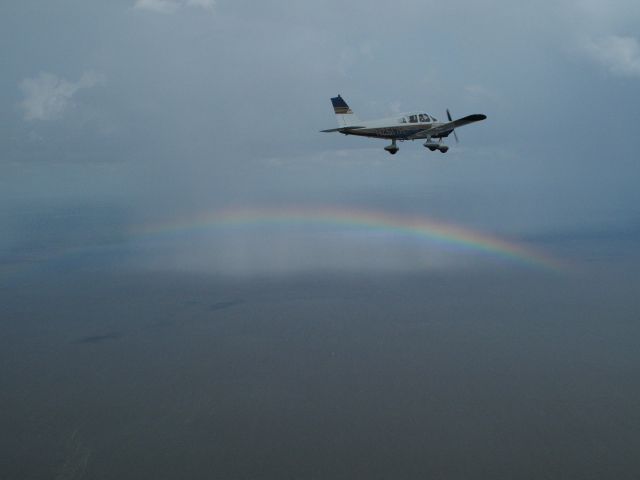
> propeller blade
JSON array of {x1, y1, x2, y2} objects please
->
[{"x1": 446, "y1": 109, "x2": 459, "y2": 143}]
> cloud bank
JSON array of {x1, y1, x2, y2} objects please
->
[
  {"x1": 19, "y1": 72, "x2": 105, "y2": 121},
  {"x1": 583, "y1": 35, "x2": 640, "y2": 78}
]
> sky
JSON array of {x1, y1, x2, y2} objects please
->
[
  {"x1": 2, "y1": 0, "x2": 640, "y2": 275},
  {"x1": 2, "y1": 2, "x2": 640, "y2": 478}
]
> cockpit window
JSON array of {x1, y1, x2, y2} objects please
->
[
  {"x1": 409, "y1": 115, "x2": 418, "y2": 123},
  {"x1": 430, "y1": 115, "x2": 437, "y2": 122},
  {"x1": 399, "y1": 117, "x2": 407, "y2": 124},
  {"x1": 419, "y1": 114, "x2": 429, "y2": 123}
]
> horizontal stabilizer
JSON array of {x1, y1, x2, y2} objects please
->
[{"x1": 320, "y1": 126, "x2": 367, "y2": 133}]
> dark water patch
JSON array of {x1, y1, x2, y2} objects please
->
[
  {"x1": 75, "y1": 332, "x2": 123, "y2": 344},
  {"x1": 4, "y1": 269, "x2": 640, "y2": 479}
]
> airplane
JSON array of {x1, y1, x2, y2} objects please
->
[{"x1": 321, "y1": 95, "x2": 486, "y2": 155}]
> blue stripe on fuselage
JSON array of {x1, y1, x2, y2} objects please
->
[{"x1": 345, "y1": 126, "x2": 425, "y2": 139}]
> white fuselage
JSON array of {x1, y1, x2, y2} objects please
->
[{"x1": 345, "y1": 112, "x2": 452, "y2": 141}]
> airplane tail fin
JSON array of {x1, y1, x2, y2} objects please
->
[{"x1": 331, "y1": 95, "x2": 361, "y2": 127}]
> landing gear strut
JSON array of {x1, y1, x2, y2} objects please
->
[{"x1": 384, "y1": 139, "x2": 399, "y2": 155}]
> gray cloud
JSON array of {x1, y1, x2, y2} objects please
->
[
  {"x1": 19, "y1": 72, "x2": 105, "y2": 121},
  {"x1": 582, "y1": 35, "x2": 640, "y2": 77}
]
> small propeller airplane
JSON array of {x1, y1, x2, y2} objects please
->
[{"x1": 321, "y1": 95, "x2": 487, "y2": 155}]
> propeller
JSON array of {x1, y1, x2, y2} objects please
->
[{"x1": 446, "y1": 109, "x2": 459, "y2": 144}]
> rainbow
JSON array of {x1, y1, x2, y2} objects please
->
[{"x1": 133, "y1": 206, "x2": 565, "y2": 272}]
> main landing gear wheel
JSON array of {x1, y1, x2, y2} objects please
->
[
  {"x1": 424, "y1": 140, "x2": 448, "y2": 153},
  {"x1": 384, "y1": 139, "x2": 399, "y2": 155}
]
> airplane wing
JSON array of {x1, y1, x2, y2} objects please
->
[
  {"x1": 428, "y1": 113, "x2": 487, "y2": 136},
  {"x1": 320, "y1": 126, "x2": 367, "y2": 133},
  {"x1": 410, "y1": 114, "x2": 486, "y2": 139}
]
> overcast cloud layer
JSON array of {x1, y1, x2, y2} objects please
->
[{"x1": 2, "y1": 0, "x2": 640, "y2": 274}]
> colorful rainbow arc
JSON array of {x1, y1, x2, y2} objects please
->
[{"x1": 134, "y1": 206, "x2": 565, "y2": 272}]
